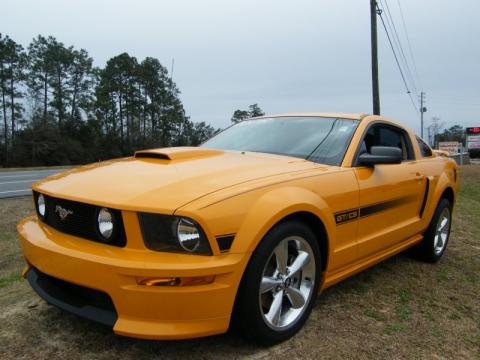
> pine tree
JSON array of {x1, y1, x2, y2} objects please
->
[
  {"x1": 28, "y1": 35, "x2": 55, "y2": 124},
  {"x1": 0, "y1": 34, "x2": 8, "y2": 162},
  {"x1": 0, "y1": 34, "x2": 26, "y2": 164},
  {"x1": 248, "y1": 103, "x2": 265, "y2": 117}
]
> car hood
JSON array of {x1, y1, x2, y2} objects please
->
[{"x1": 33, "y1": 147, "x2": 318, "y2": 213}]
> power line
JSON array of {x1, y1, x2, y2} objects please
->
[
  {"x1": 381, "y1": 0, "x2": 417, "y2": 93},
  {"x1": 396, "y1": 0, "x2": 423, "y2": 90},
  {"x1": 380, "y1": 0, "x2": 418, "y2": 95},
  {"x1": 376, "y1": 3, "x2": 418, "y2": 114},
  {"x1": 408, "y1": 92, "x2": 419, "y2": 114},
  {"x1": 378, "y1": 1, "x2": 408, "y2": 86}
]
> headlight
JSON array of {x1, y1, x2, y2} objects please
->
[
  {"x1": 37, "y1": 194, "x2": 46, "y2": 218},
  {"x1": 138, "y1": 214, "x2": 212, "y2": 255},
  {"x1": 97, "y1": 207, "x2": 114, "y2": 241},
  {"x1": 177, "y1": 218, "x2": 202, "y2": 252}
]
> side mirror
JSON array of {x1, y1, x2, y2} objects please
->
[{"x1": 359, "y1": 146, "x2": 403, "y2": 166}]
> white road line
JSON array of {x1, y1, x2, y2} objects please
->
[
  {"x1": 0, "y1": 173, "x2": 54, "y2": 180},
  {"x1": 0, "y1": 179, "x2": 41, "y2": 185},
  {"x1": 0, "y1": 189, "x2": 31, "y2": 194}
]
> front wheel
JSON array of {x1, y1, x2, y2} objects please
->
[
  {"x1": 414, "y1": 198, "x2": 452, "y2": 262},
  {"x1": 234, "y1": 221, "x2": 321, "y2": 345}
]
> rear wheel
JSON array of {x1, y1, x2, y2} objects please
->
[
  {"x1": 234, "y1": 221, "x2": 321, "y2": 345},
  {"x1": 414, "y1": 198, "x2": 452, "y2": 262}
]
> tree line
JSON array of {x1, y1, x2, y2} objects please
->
[
  {"x1": 0, "y1": 34, "x2": 218, "y2": 167},
  {"x1": 231, "y1": 103, "x2": 264, "y2": 123}
]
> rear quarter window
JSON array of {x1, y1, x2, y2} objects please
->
[{"x1": 416, "y1": 136, "x2": 433, "y2": 157}]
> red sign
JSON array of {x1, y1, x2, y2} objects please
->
[{"x1": 466, "y1": 127, "x2": 480, "y2": 134}]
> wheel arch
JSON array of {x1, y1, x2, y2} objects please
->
[
  {"x1": 422, "y1": 179, "x2": 457, "y2": 233},
  {"x1": 440, "y1": 186, "x2": 455, "y2": 206},
  {"x1": 274, "y1": 211, "x2": 329, "y2": 272},
  {"x1": 230, "y1": 186, "x2": 335, "y2": 271}
]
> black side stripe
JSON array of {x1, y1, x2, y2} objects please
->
[
  {"x1": 335, "y1": 195, "x2": 416, "y2": 225},
  {"x1": 359, "y1": 197, "x2": 411, "y2": 218}
]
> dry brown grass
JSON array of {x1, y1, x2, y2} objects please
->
[{"x1": 0, "y1": 167, "x2": 479, "y2": 359}]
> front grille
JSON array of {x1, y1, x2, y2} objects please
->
[
  {"x1": 34, "y1": 192, "x2": 126, "y2": 247},
  {"x1": 27, "y1": 267, "x2": 117, "y2": 327}
]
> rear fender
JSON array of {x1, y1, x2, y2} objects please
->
[{"x1": 422, "y1": 165, "x2": 458, "y2": 230}]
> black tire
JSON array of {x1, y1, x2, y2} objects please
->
[
  {"x1": 233, "y1": 220, "x2": 322, "y2": 345},
  {"x1": 413, "y1": 198, "x2": 452, "y2": 263}
]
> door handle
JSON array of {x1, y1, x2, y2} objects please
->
[{"x1": 415, "y1": 172, "x2": 425, "y2": 180}]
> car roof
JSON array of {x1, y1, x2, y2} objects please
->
[{"x1": 254, "y1": 112, "x2": 368, "y2": 120}]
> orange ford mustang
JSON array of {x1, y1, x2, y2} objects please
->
[{"x1": 17, "y1": 113, "x2": 459, "y2": 344}]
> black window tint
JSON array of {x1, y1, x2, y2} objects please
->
[
  {"x1": 416, "y1": 136, "x2": 433, "y2": 157},
  {"x1": 379, "y1": 128, "x2": 402, "y2": 148},
  {"x1": 362, "y1": 124, "x2": 414, "y2": 161}
]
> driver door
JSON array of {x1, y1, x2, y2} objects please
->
[{"x1": 354, "y1": 123, "x2": 426, "y2": 260}]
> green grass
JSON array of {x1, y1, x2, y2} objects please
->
[
  {"x1": 364, "y1": 308, "x2": 387, "y2": 322},
  {"x1": 0, "y1": 273, "x2": 22, "y2": 289},
  {"x1": 385, "y1": 323, "x2": 408, "y2": 335}
]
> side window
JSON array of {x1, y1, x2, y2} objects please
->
[
  {"x1": 416, "y1": 136, "x2": 433, "y2": 157},
  {"x1": 360, "y1": 124, "x2": 414, "y2": 161}
]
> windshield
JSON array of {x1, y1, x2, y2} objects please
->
[{"x1": 202, "y1": 117, "x2": 359, "y2": 165}]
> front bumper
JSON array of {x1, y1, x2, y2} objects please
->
[{"x1": 17, "y1": 216, "x2": 249, "y2": 340}]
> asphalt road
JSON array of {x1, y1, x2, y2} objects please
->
[{"x1": 0, "y1": 169, "x2": 64, "y2": 199}]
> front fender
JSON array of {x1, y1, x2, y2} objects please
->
[
  {"x1": 232, "y1": 186, "x2": 335, "y2": 254},
  {"x1": 185, "y1": 185, "x2": 335, "y2": 257}
]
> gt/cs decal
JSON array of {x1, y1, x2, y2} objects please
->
[
  {"x1": 335, "y1": 209, "x2": 359, "y2": 224},
  {"x1": 334, "y1": 195, "x2": 416, "y2": 226}
]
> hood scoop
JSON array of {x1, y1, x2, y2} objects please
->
[{"x1": 135, "y1": 147, "x2": 224, "y2": 161}]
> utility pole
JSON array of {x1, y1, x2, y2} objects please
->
[
  {"x1": 370, "y1": 0, "x2": 381, "y2": 115},
  {"x1": 420, "y1": 92, "x2": 427, "y2": 138}
]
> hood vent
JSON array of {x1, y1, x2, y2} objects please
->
[
  {"x1": 134, "y1": 147, "x2": 223, "y2": 161},
  {"x1": 135, "y1": 152, "x2": 170, "y2": 160}
]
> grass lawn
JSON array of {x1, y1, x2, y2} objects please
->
[{"x1": 0, "y1": 166, "x2": 478, "y2": 359}]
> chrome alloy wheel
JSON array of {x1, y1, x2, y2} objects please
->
[
  {"x1": 259, "y1": 236, "x2": 316, "y2": 330},
  {"x1": 434, "y1": 207, "x2": 451, "y2": 255}
]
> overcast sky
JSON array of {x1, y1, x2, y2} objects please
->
[{"x1": 3, "y1": 0, "x2": 480, "y2": 133}]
